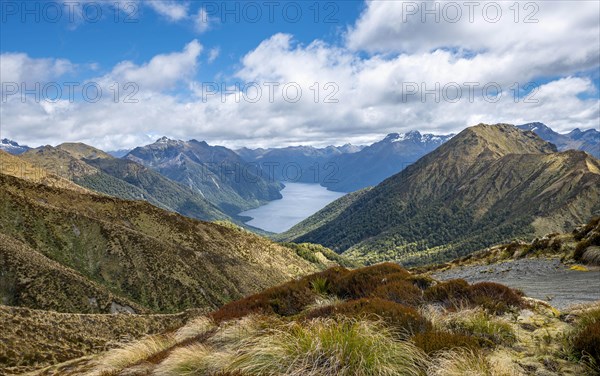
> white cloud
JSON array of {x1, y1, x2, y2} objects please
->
[
  {"x1": 207, "y1": 47, "x2": 220, "y2": 63},
  {"x1": 0, "y1": 53, "x2": 73, "y2": 85},
  {"x1": 194, "y1": 8, "x2": 211, "y2": 33},
  {"x1": 96, "y1": 40, "x2": 202, "y2": 92},
  {"x1": 146, "y1": 1, "x2": 189, "y2": 22},
  {"x1": 1, "y1": 0, "x2": 599, "y2": 151},
  {"x1": 145, "y1": 2, "x2": 212, "y2": 34}
]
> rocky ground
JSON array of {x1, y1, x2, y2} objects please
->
[{"x1": 433, "y1": 258, "x2": 600, "y2": 310}]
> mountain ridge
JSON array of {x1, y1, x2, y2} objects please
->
[{"x1": 281, "y1": 124, "x2": 600, "y2": 266}]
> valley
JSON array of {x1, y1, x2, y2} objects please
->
[
  {"x1": 238, "y1": 182, "x2": 345, "y2": 233},
  {"x1": 1, "y1": 123, "x2": 599, "y2": 375}
]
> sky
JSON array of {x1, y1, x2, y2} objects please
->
[{"x1": 1, "y1": 0, "x2": 599, "y2": 150}]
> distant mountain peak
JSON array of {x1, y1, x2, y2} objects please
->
[{"x1": 0, "y1": 138, "x2": 31, "y2": 155}]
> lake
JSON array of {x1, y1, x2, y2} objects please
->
[{"x1": 239, "y1": 183, "x2": 345, "y2": 233}]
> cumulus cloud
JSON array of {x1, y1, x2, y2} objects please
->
[
  {"x1": 146, "y1": 1, "x2": 189, "y2": 22},
  {"x1": 96, "y1": 40, "x2": 202, "y2": 92},
  {"x1": 2, "y1": 0, "x2": 599, "y2": 150},
  {"x1": 0, "y1": 53, "x2": 74, "y2": 85},
  {"x1": 145, "y1": 1, "x2": 212, "y2": 33}
]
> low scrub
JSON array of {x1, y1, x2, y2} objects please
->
[
  {"x1": 332, "y1": 263, "x2": 411, "y2": 299},
  {"x1": 570, "y1": 306, "x2": 600, "y2": 369},
  {"x1": 468, "y1": 282, "x2": 523, "y2": 314},
  {"x1": 371, "y1": 280, "x2": 423, "y2": 306},
  {"x1": 424, "y1": 279, "x2": 470, "y2": 307},
  {"x1": 424, "y1": 280, "x2": 522, "y2": 314}
]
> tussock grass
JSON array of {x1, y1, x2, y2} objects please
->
[
  {"x1": 228, "y1": 317, "x2": 428, "y2": 376},
  {"x1": 94, "y1": 334, "x2": 176, "y2": 372},
  {"x1": 428, "y1": 349, "x2": 524, "y2": 376},
  {"x1": 153, "y1": 344, "x2": 226, "y2": 376},
  {"x1": 581, "y1": 246, "x2": 600, "y2": 266},
  {"x1": 174, "y1": 316, "x2": 216, "y2": 343},
  {"x1": 438, "y1": 308, "x2": 516, "y2": 346}
]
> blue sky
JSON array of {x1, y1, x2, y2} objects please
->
[
  {"x1": 1, "y1": 1, "x2": 599, "y2": 150},
  {"x1": 1, "y1": 1, "x2": 364, "y2": 83}
]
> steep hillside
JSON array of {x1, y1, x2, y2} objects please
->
[
  {"x1": 127, "y1": 137, "x2": 283, "y2": 215},
  {"x1": 20, "y1": 144, "x2": 228, "y2": 222},
  {"x1": 322, "y1": 131, "x2": 454, "y2": 192},
  {"x1": 0, "y1": 173, "x2": 322, "y2": 313},
  {"x1": 283, "y1": 124, "x2": 600, "y2": 266},
  {"x1": 0, "y1": 233, "x2": 145, "y2": 313},
  {"x1": 518, "y1": 123, "x2": 599, "y2": 158}
]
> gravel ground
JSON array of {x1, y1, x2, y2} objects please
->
[{"x1": 433, "y1": 259, "x2": 600, "y2": 310}]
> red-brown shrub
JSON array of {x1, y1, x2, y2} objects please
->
[
  {"x1": 424, "y1": 279, "x2": 470, "y2": 306},
  {"x1": 372, "y1": 280, "x2": 423, "y2": 307},
  {"x1": 468, "y1": 282, "x2": 523, "y2": 314},
  {"x1": 332, "y1": 263, "x2": 411, "y2": 299}
]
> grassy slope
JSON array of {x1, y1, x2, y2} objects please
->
[
  {"x1": 0, "y1": 172, "x2": 322, "y2": 314},
  {"x1": 0, "y1": 233, "x2": 146, "y2": 314}
]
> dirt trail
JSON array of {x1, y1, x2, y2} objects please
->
[{"x1": 433, "y1": 259, "x2": 600, "y2": 310}]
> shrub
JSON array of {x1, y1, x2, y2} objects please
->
[
  {"x1": 581, "y1": 247, "x2": 600, "y2": 266},
  {"x1": 228, "y1": 318, "x2": 429, "y2": 376},
  {"x1": 332, "y1": 263, "x2": 411, "y2": 299},
  {"x1": 408, "y1": 274, "x2": 435, "y2": 290},
  {"x1": 468, "y1": 282, "x2": 523, "y2": 314},
  {"x1": 372, "y1": 280, "x2": 423, "y2": 307},
  {"x1": 211, "y1": 279, "x2": 316, "y2": 322},
  {"x1": 424, "y1": 279, "x2": 470, "y2": 307},
  {"x1": 306, "y1": 298, "x2": 431, "y2": 335},
  {"x1": 412, "y1": 331, "x2": 480, "y2": 354},
  {"x1": 570, "y1": 306, "x2": 600, "y2": 368}
]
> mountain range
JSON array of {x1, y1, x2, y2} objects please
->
[
  {"x1": 18, "y1": 143, "x2": 229, "y2": 222},
  {"x1": 236, "y1": 144, "x2": 365, "y2": 184},
  {"x1": 126, "y1": 137, "x2": 283, "y2": 215},
  {"x1": 518, "y1": 122, "x2": 599, "y2": 158},
  {"x1": 0, "y1": 139, "x2": 30, "y2": 155},
  {"x1": 280, "y1": 124, "x2": 600, "y2": 266}
]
